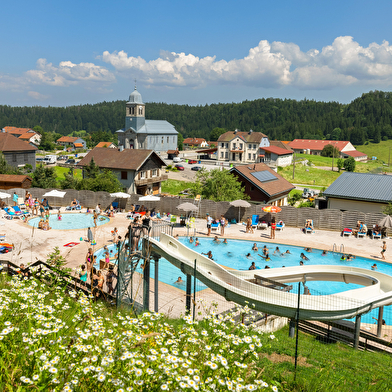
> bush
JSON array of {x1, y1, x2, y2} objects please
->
[{"x1": 298, "y1": 200, "x2": 315, "y2": 208}]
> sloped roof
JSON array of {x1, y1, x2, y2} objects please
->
[
  {"x1": 217, "y1": 131, "x2": 267, "y2": 143},
  {"x1": 231, "y1": 163, "x2": 295, "y2": 197},
  {"x1": 0, "y1": 174, "x2": 32, "y2": 183},
  {"x1": 342, "y1": 150, "x2": 367, "y2": 158},
  {"x1": 95, "y1": 142, "x2": 116, "y2": 148},
  {"x1": 76, "y1": 148, "x2": 166, "y2": 171},
  {"x1": 270, "y1": 140, "x2": 293, "y2": 151},
  {"x1": 183, "y1": 138, "x2": 206, "y2": 144},
  {"x1": 324, "y1": 172, "x2": 392, "y2": 203},
  {"x1": 19, "y1": 132, "x2": 37, "y2": 140},
  {"x1": 289, "y1": 139, "x2": 351, "y2": 152},
  {"x1": 0, "y1": 133, "x2": 37, "y2": 152},
  {"x1": 260, "y1": 146, "x2": 294, "y2": 156},
  {"x1": 57, "y1": 136, "x2": 79, "y2": 143},
  {"x1": 137, "y1": 120, "x2": 177, "y2": 135},
  {"x1": 3, "y1": 126, "x2": 34, "y2": 135},
  {"x1": 74, "y1": 143, "x2": 84, "y2": 148}
]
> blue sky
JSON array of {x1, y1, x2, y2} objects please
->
[{"x1": 2, "y1": 0, "x2": 392, "y2": 107}]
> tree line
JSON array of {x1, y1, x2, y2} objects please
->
[{"x1": 2, "y1": 90, "x2": 392, "y2": 145}]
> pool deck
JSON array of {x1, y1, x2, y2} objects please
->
[{"x1": 3, "y1": 209, "x2": 391, "y2": 271}]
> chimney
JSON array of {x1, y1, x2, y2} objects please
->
[
  {"x1": 234, "y1": 129, "x2": 238, "y2": 134},
  {"x1": 249, "y1": 129, "x2": 253, "y2": 134},
  {"x1": 119, "y1": 145, "x2": 124, "y2": 152}
]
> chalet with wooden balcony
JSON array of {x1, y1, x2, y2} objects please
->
[{"x1": 77, "y1": 148, "x2": 167, "y2": 195}]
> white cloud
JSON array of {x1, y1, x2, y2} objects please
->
[
  {"x1": 101, "y1": 36, "x2": 392, "y2": 90},
  {"x1": 28, "y1": 91, "x2": 50, "y2": 101},
  {"x1": 26, "y1": 58, "x2": 115, "y2": 86}
]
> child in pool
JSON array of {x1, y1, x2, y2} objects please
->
[
  {"x1": 57, "y1": 211, "x2": 62, "y2": 220},
  {"x1": 189, "y1": 236, "x2": 194, "y2": 244},
  {"x1": 223, "y1": 238, "x2": 228, "y2": 244},
  {"x1": 195, "y1": 238, "x2": 200, "y2": 246}
]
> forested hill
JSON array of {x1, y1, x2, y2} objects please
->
[{"x1": 1, "y1": 90, "x2": 392, "y2": 144}]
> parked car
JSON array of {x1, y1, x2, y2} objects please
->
[
  {"x1": 173, "y1": 157, "x2": 182, "y2": 163},
  {"x1": 188, "y1": 159, "x2": 197, "y2": 164},
  {"x1": 57, "y1": 155, "x2": 68, "y2": 161},
  {"x1": 175, "y1": 164, "x2": 184, "y2": 171},
  {"x1": 65, "y1": 159, "x2": 76, "y2": 165},
  {"x1": 302, "y1": 188, "x2": 317, "y2": 198},
  {"x1": 191, "y1": 166, "x2": 202, "y2": 171},
  {"x1": 36, "y1": 157, "x2": 44, "y2": 163}
]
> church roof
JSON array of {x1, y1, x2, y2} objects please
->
[
  {"x1": 127, "y1": 88, "x2": 143, "y2": 104},
  {"x1": 134, "y1": 120, "x2": 177, "y2": 135}
]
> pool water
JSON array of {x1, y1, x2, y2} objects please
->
[
  {"x1": 94, "y1": 237, "x2": 392, "y2": 324},
  {"x1": 28, "y1": 213, "x2": 110, "y2": 230}
]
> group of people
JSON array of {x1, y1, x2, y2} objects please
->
[{"x1": 206, "y1": 214, "x2": 228, "y2": 236}]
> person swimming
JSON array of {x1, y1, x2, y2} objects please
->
[
  {"x1": 223, "y1": 238, "x2": 228, "y2": 244},
  {"x1": 252, "y1": 243, "x2": 258, "y2": 251},
  {"x1": 175, "y1": 276, "x2": 183, "y2": 284},
  {"x1": 195, "y1": 238, "x2": 200, "y2": 246},
  {"x1": 189, "y1": 236, "x2": 194, "y2": 243},
  {"x1": 322, "y1": 250, "x2": 328, "y2": 256},
  {"x1": 249, "y1": 262, "x2": 256, "y2": 270},
  {"x1": 300, "y1": 253, "x2": 309, "y2": 261},
  {"x1": 213, "y1": 236, "x2": 220, "y2": 244},
  {"x1": 274, "y1": 247, "x2": 281, "y2": 255}
]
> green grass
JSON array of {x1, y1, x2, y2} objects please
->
[
  {"x1": 355, "y1": 140, "x2": 392, "y2": 164},
  {"x1": 54, "y1": 166, "x2": 83, "y2": 180},
  {"x1": 278, "y1": 164, "x2": 341, "y2": 187},
  {"x1": 161, "y1": 179, "x2": 192, "y2": 195}
]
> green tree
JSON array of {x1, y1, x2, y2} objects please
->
[
  {"x1": 382, "y1": 201, "x2": 392, "y2": 215},
  {"x1": 61, "y1": 167, "x2": 80, "y2": 189},
  {"x1": 31, "y1": 164, "x2": 57, "y2": 188},
  {"x1": 39, "y1": 131, "x2": 55, "y2": 151},
  {"x1": 343, "y1": 157, "x2": 356, "y2": 172},
  {"x1": 374, "y1": 128, "x2": 381, "y2": 143},
  {"x1": 177, "y1": 133, "x2": 184, "y2": 150},
  {"x1": 320, "y1": 144, "x2": 340, "y2": 158},
  {"x1": 189, "y1": 168, "x2": 248, "y2": 202},
  {"x1": 80, "y1": 170, "x2": 122, "y2": 192},
  {"x1": 331, "y1": 127, "x2": 341, "y2": 140},
  {"x1": 210, "y1": 127, "x2": 227, "y2": 141},
  {"x1": 83, "y1": 158, "x2": 99, "y2": 179},
  {"x1": 287, "y1": 192, "x2": 301, "y2": 206},
  {"x1": 337, "y1": 158, "x2": 344, "y2": 172}
]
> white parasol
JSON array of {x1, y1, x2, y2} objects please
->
[
  {"x1": 110, "y1": 192, "x2": 131, "y2": 198},
  {"x1": 139, "y1": 195, "x2": 160, "y2": 201},
  {"x1": 43, "y1": 190, "x2": 66, "y2": 198}
]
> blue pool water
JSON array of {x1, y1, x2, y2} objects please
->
[
  {"x1": 94, "y1": 237, "x2": 392, "y2": 324},
  {"x1": 28, "y1": 213, "x2": 110, "y2": 230}
]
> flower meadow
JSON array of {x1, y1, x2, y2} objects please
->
[{"x1": 0, "y1": 273, "x2": 278, "y2": 391}]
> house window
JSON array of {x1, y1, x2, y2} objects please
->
[
  {"x1": 233, "y1": 143, "x2": 236, "y2": 149},
  {"x1": 167, "y1": 137, "x2": 169, "y2": 143},
  {"x1": 121, "y1": 171, "x2": 128, "y2": 180},
  {"x1": 225, "y1": 152, "x2": 228, "y2": 158},
  {"x1": 248, "y1": 153, "x2": 251, "y2": 159},
  {"x1": 221, "y1": 152, "x2": 224, "y2": 158},
  {"x1": 24, "y1": 153, "x2": 28, "y2": 162},
  {"x1": 221, "y1": 143, "x2": 224, "y2": 148},
  {"x1": 253, "y1": 154, "x2": 256, "y2": 160},
  {"x1": 239, "y1": 143, "x2": 243, "y2": 150},
  {"x1": 226, "y1": 143, "x2": 228, "y2": 148},
  {"x1": 161, "y1": 137, "x2": 164, "y2": 144},
  {"x1": 253, "y1": 144, "x2": 257, "y2": 149},
  {"x1": 12, "y1": 154, "x2": 17, "y2": 162},
  {"x1": 152, "y1": 169, "x2": 158, "y2": 177},
  {"x1": 250, "y1": 186, "x2": 255, "y2": 191},
  {"x1": 140, "y1": 171, "x2": 146, "y2": 179},
  {"x1": 248, "y1": 144, "x2": 251, "y2": 149}
]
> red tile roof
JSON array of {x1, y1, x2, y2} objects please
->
[
  {"x1": 343, "y1": 150, "x2": 367, "y2": 158},
  {"x1": 289, "y1": 139, "x2": 351, "y2": 152},
  {"x1": 3, "y1": 126, "x2": 34, "y2": 135},
  {"x1": 0, "y1": 133, "x2": 37, "y2": 152},
  {"x1": 19, "y1": 132, "x2": 37, "y2": 140},
  {"x1": 183, "y1": 138, "x2": 207, "y2": 145},
  {"x1": 77, "y1": 148, "x2": 166, "y2": 171},
  {"x1": 260, "y1": 146, "x2": 294, "y2": 156},
  {"x1": 74, "y1": 143, "x2": 84, "y2": 148},
  {"x1": 95, "y1": 142, "x2": 116, "y2": 148},
  {"x1": 57, "y1": 136, "x2": 79, "y2": 143}
]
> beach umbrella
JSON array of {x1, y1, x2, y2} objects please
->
[
  {"x1": 0, "y1": 192, "x2": 11, "y2": 199},
  {"x1": 230, "y1": 199, "x2": 251, "y2": 223},
  {"x1": 110, "y1": 192, "x2": 131, "y2": 198},
  {"x1": 262, "y1": 205, "x2": 282, "y2": 213},
  {"x1": 177, "y1": 202, "x2": 198, "y2": 212},
  {"x1": 139, "y1": 195, "x2": 160, "y2": 202},
  {"x1": 43, "y1": 190, "x2": 66, "y2": 198},
  {"x1": 378, "y1": 215, "x2": 392, "y2": 228}
]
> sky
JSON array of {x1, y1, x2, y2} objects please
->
[{"x1": 2, "y1": 0, "x2": 392, "y2": 108}]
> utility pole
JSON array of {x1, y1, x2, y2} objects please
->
[
  {"x1": 292, "y1": 153, "x2": 296, "y2": 179},
  {"x1": 389, "y1": 147, "x2": 391, "y2": 167},
  {"x1": 331, "y1": 143, "x2": 335, "y2": 172}
]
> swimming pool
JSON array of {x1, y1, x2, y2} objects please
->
[
  {"x1": 28, "y1": 213, "x2": 110, "y2": 230},
  {"x1": 94, "y1": 237, "x2": 392, "y2": 323}
]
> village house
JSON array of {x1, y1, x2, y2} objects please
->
[
  {"x1": 77, "y1": 148, "x2": 167, "y2": 195},
  {"x1": 0, "y1": 133, "x2": 37, "y2": 170},
  {"x1": 0, "y1": 174, "x2": 32, "y2": 190},
  {"x1": 95, "y1": 142, "x2": 117, "y2": 149},
  {"x1": 324, "y1": 172, "x2": 392, "y2": 213},
  {"x1": 56, "y1": 136, "x2": 87, "y2": 150},
  {"x1": 183, "y1": 138, "x2": 209, "y2": 149},
  {"x1": 288, "y1": 139, "x2": 367, "y2": 161},
  {"x1": 230, "y1": 162, "x2": 295, "y2": 205},
  {"x1": 2, "y1": 127, "x2": 41, "y2": 146},
  {"x1": 117, "y1": 86, "x2": 178, "y2": 154}
]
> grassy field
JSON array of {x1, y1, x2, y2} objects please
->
[
  {"x1": 355, "y1": 140, "x2": 392, "y2": 164},
  {"x1": 161, "y1": 179, "x2": 193, "y2": 195},
  {"x1": 278, "y1": 164, "x2": 341, "y2": 186},
  {"x1": 54, "y1": 166, "x2": 83, "y2": 180}
]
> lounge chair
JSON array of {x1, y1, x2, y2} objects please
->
[
  {"x1": 66, "y1": 200, "x2": 81, "y2": 211},
  {"x1": 373, "y1": 231, "x2": 381, "y2": 239},
  {"x1": 4, "y1": 208, "x2": 22, "y2": 220},
  {"x1": 276, "y1": 221, "x2": 285, "y2": 231},
  {"x1": 18, "y1": 197, "x2": 26, "y2": 210},
  {"x1": 258, "y1": 221, "x2": 268, "y2": 230},
  {"x1": 304, "y1": 219, "x2": 314, "y2": 234},
  {"x1": 13, "y1": 206, "x2": 30, "y2": 217},
  {"x1": 357, "y1": 231, "x2": 366, "y2": 238},
  {"x1": 342, "y1": 228, "x2": 352, "y2": 237},
  {"x1": 251, "y1": 215, "x2": 259, "y2": 229},
  {"x1": 211, "y1": 222, "x2": 220, "y2": 231},
  {"x1": 112, "y1": 202, "x2": 119, "y2": 212}
]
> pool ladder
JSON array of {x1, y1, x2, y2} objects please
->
[{"x1": 332, "y1": 243, "x2": 345, "y2": 254}]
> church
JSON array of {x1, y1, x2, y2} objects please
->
[{"x1": 117, "y1": 86, "x2": 178, "y2": 153}]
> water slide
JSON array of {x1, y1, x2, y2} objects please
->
[{"x1": 149, "y1": 234, "x2": 392, "y2": 321}]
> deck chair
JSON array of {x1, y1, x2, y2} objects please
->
[
  {"x1": 211, "y1": 222, "x2": 220, "y2": 231},
  {"x1": 251, "y1": 215, "x2": 259, "y2": 229},
  {"x1": 4, "y1": 208, "x2": 22, "y2": 220},
  {"x1": 112, "y1": 202, "x2": 119, "y2": 212},
  {"x1": 357, "y1": 231, "x2": 366, "y2": 238},
  {"x1": 276, "y1": 221, "x2": 285, "y2": 231},
  {"x1": 18, "y1": 197, "x2": 26, "y2": 210},
  {"x1": 373, "y1": 231, "x2": 381, "y2": 239},
  {"x1": 13, "y1": 206, "x2": 30, "y2": 217},
  {"x1": 342, "y1": 228, "x2": 352, "y2": 237}
]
